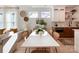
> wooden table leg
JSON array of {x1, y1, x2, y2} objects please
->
[
  {"x1": 29, "y1": 48, "x2": 30, "y2": 53},
  {"x1": 55, "y1": 47, "x2": 57, "y2": 53}
]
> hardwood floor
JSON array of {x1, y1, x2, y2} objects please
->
[{"x1": 14, "y1": 40, "x2": 26, "y2": 53}]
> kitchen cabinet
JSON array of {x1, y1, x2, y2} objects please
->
[
  {"x1": 53, "y1": 6, "x2": 65, "y2": 22},
  {"x1": 54, "y1": 27, "x2": 79, "y2": 38},
  {"x1": 63, "y1": 27, "x2": 74, "y2": 38}
]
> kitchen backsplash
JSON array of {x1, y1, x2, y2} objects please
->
[{"x1": 52, "y1": 21, "x2": 79, "y2": 27}]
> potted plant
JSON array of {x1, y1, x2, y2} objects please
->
[
  {"x1": 35, "y1": 19, "x2": 47, "y2": 36},
  {"x1": 36, "y1": 19, "x2": 47, "y2": 29}
]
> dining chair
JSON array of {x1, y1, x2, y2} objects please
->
[
  {"x1": 52, "y1": 31, "x2": 60, "y2": 40},
  {"x1": 52, "y1": 31, "x2": 60, "y2": 52},
  {"x1": 46, "y1": 28, "x2": 53, "y2": 36},
  {"x1": 17, "y1": 31, "x2": 29, "y2": 42}
]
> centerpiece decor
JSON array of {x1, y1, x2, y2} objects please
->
[
  {"x1": 36, "y1": 19, "x2": 47, "y2": 25},
  {"x1": 36, "y1": 19, "x2": 47, "y2": 29},
  {"x1": 35, "y1": 19, "x2": 47, "y2": 36},
  {"x1": 36, "y1": 28, "x2": 44, "y2": 34}
]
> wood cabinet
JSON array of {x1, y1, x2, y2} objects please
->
[
  {"x1": 54, "y1": 27, "x2": 79, "y2": 38},
  {"x1": 53, "y1": 6, "x2": 65, "y2": 22},
  {"x1": 62, "y1": 27, "x2": 74, "y2": 38},
  {"x1": 62, "y1": 27, "x2": 79, "y2": 38}
]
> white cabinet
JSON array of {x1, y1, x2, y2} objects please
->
[{"x1": 53, "y1": 6, "x2": 65, "y2": 22}]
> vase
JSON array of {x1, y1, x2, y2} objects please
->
[{"x1": 38, "y1": 31, "x2": 44, "y2": 38}]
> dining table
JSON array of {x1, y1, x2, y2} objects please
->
[{"x1": 21, "y1": 30, "x2": 60, "y2": 53}]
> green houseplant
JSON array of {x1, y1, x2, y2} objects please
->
[
  {"x1": 36, "y1": 19, "x2": 47, "y2": 25},
  {"x1": 36, "y1": 19, "x2": 47, "y2": 29},
  {"x1": 36, "y1": 19, "x2": 47, "y2": 35}
]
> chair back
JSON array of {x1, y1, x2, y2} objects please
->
[{"x1": 53, "y1": 32, "x2": 60, "y2": 40}]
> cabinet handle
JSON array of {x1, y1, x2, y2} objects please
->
[
  {"x1": 60, "y1": 9, "x2": 64, "y2": 11},
  {"x1": 54, "y1": 9, "x2": 58, "y2": 10}
]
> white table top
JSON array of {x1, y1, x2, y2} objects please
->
[{"x1": 21, "y1": 30, "x2": 60, "y2": 48}]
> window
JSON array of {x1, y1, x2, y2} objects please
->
[
  {"x1": 28, "y1": 11, "x2": 38, "y2": 18},
  {"x1": 6, "y1": 11, "x2": 17, "y2": 29},
  {"x1": 28, "y1": 8, "x2": 51, "y2": 19},
  {"x1": 0, "y1": 8, "x2": 18, "y2": 29},
  {"x1": 41, "y1": 11, "x2": 51, "y2": 18},
  {"x1": 0, "y1": 12, "x2": 4, "y2": 29}
]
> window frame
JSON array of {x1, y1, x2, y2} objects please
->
[
  {"x1": 28, "y1": 7, "x2": 51, "y2": 19},
  {"x1": 0, "y1": 11, "x2": 5, "y2": 29},
  {"x1": 5, "y1": 11, "x2": 17, "y2": 29}
]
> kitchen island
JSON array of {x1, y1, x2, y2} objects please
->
[{"x1": 73, "y1": 29, "x2": 79, "y2": 52}]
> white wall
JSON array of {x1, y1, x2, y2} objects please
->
[
  {"x1": 1, "y1": 5, "x2": 79, "y2": 31},
  {"x1": 17, "y1": 5, "x2": 79, "y2": 31},
  {"x1": 17, "y1": 5, "x2": 54, "y2": 31}
]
